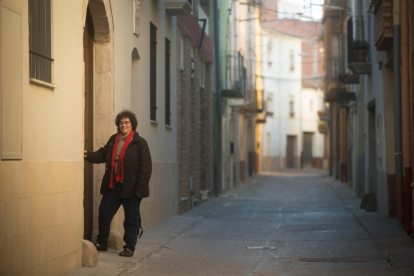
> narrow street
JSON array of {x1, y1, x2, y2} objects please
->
[
  {"x1": 5, "y1": 1, "x2": 414, "y2": 275},
  {"x1": 130, "y1": 171, "x2": 414, "y2": 276}
]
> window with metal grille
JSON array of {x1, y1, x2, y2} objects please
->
[
  {"x1": 150, "y1": 22, "x2": 157, "y2": 121},
  {"x1": 165, "y1": 38, "x2": 171, "y2": 126},
  {"x1": 29, "y1": 0, "x2": 53, "y2": 83}
]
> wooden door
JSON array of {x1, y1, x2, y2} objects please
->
[
  {"x1": 368, "y1": 107, "x2": 377, "y2": 194},
  {"x1": 286, "y1": 136, "x2": 295, "y2": 168},
  {"x1": 303, "y1": 132, "x2": 313, "y2": 168},
  {"x1": 83, "y1": 9, "x2": 94, "y2": 241}
]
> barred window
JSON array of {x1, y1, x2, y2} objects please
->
[
  {"x1": 150, "y1": 22, "x2": 157, "y2": 121},
  {"x1": 29, "y1": 0, "x2": 53, "y2": 83},
  {"x1": 165, "y1": 38, "x2": 171, "y2": 126}
]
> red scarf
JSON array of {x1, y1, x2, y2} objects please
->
[{"x1": 109, "y1": 131, "x2": 135, "y2": 189}]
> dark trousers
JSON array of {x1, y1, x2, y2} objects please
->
[{"x1": 97, "y1": 188, "x2": 142, "y2": 251}]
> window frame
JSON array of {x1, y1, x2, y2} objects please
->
[
  {"x1": 29, "y1": 0, "x2": 54, "y2": 84},
  {"x1": 165, "y1": 37, "x2": 171, "y2": 126},
  {"x1": 150, "y1": 22, "x2": 157, "y2": 122}
]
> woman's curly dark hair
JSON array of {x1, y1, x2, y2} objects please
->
[{"x1": 115, "y1": 109, "x2": 138, "y2": 132}]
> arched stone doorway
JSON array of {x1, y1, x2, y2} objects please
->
[{"x1": 82, "y1": 0, "x2": 115, "y2": 241}]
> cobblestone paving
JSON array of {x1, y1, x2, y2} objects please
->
[{"x1": 132, "y1": 170, "x2": 414, "y2": 276}]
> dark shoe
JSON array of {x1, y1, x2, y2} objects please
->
[
  {"x1": 93, "y1": 242, "x2": 107, "y2": 252},
  {"x1": 119, "y1": 248, "x2": 134, "y2": 257}
]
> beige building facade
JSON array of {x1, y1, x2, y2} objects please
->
[
  {"x1": 0, "y1": 0, "x2": 85, "y2": 274},
  {"x1": 110, "y1": 0, "x2": 178, "y2": 238},
  {"x1": 0, "y1": 0, "x2": 179, "y2": 275}
]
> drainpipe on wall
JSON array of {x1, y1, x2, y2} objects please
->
[
  {"x1": 393, "y1": 0, "x2": 405, "y2": 226},
  {"x1": 400, "y1": 0, "x2": 412, "y2": 235},
  {"x1": 329, "y1": 103, "x2": 334, "y2": 176},
  {"x1": 213, "y1": 0, "x2": 222, "y2": 196}
]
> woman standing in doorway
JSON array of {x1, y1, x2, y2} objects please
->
[{"x1": 84, "y1": 109, "x2": 152, "y2": 257}]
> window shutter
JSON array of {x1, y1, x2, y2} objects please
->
[
  {"x1": 165, "y1": 38, "x2": 171, "y2": 126},
  {"x1": 150, "y1": 22, "x2": 157, "y2": 121}
]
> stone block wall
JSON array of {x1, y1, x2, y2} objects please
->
[{"x1": 0, "y1": 161, "x2": 83, "y2": 276}]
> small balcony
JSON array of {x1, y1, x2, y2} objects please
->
[
  {"x1": 240, "y1": 89, "x2": 264, "y2": 115},
  {"x1": 317, "y1": 110, "x2": 330, "y2": 122},
  {"x1": 348, "y1": 17, "x2": 372, "y2": 75},
  {"x1": 337, "y1": 91, "x2": 356, "y2": 107},
  {"x1": 324, "y1": 57, "x2": 356, "y2": 105},
  {"x1": 325, "y1": 87, "x2": 342, "y2": 102},
  {"x1": 222, "y1": 51, "x2": 245, "y2": 99},
  {"x1": 165, "y1": 0, "x2": 192, "y2": 16},
  {"x1": 318, "y1": 121, "x2": 328, "y2": 134},
  {"x1": 325, "y1": 58, "x2": 347, "y2": 102},
  {"x1": 339, "y1": 74, "x2": 359, "y2": 84},
  {"x1": 373, "y1": 0, "x2": 393, "y2": 51}
]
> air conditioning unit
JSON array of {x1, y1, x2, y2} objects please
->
[{"x1": 165, "y1": 0, "x2": 192, "y2": 16}]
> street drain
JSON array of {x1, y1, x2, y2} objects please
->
[
  {"x1": 246, "y1": 246, "x2": 277, "y2": 250},
  {"x1": 297, "y1": 258, "x2": 367, "y2": 263}
]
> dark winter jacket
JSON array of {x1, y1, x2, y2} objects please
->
[{"x1": 84, "y1": 132, "x2": 152, "y2": 198}]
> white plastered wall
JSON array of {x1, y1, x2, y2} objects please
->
[{"x1": 111, "y1": 0, "x2": 178, "y2": 233}]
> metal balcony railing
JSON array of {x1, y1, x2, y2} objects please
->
[
  {"x1": 327, "y1": 58, "x2": 340, "y2": 85},
  {"x1": 348, "y1": 16, "x2": 369, "y2": 63},
  {"x1": 325, "y1": 57, "x2": 340, "y2": 102},
  {"x1": 221, "y1": 51, "x2": 245, "y2": 98},
  {"x1": 348, "y1": 16, "x2": 372, "y2": 74}
]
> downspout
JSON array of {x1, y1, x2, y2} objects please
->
[
  {"x1": 329, "y1": 103, "x2": 334, "y2": 176},
  {"x1": 213, "y1": 0, "x2": 222, "y2": 196},
  {"x1": 393, "y1": 0, "x2": 405, "y2": 225},
  {"x1": 400, "y1": 0, "x2": 412, "y2": 235},
  {"x1": 338, "y1": 9, "x2": 344, "y2": 180},
  {"x1": 197, "y1": 18, "x2": 207, "y2": 50}
]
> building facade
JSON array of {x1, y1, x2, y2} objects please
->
[
  {"x1": 0, "y1": 0, "x2": 196, "y2": 274},
  {"x1": 260, "y1": 1, "x2": 326, "y2": 171},
  {"x1": 216, "y1": 0, "x2": 263, "y2": 193},
  {"x1": 322, "y1": 0, "x2": 413, "y2": 235}
]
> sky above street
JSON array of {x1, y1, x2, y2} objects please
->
[{"x1": 277, "y1": 0, "x2": 324, "y2": 21}]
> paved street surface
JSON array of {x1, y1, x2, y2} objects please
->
[{"x1": 71, "y1": 170, "x2": 414, "y2": 276}]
